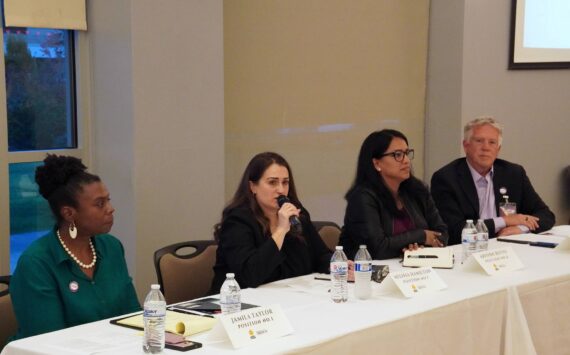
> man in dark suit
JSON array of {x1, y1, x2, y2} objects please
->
[{"x1": 431, "y1": 117, "x2": 555, "y2": 245}]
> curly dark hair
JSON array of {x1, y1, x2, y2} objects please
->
[{"x1": 35, "y1": 154, "x2": 100, "y2": 224}]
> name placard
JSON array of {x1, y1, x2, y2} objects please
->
[
  {"x1": 387, "y1": 267, "x2": 447, "y2": 298},
  {"x1": 471, "y1": 246, "x2": 524, "y2": 275},
  {"x1": 219, "y1": 305, "x2": 293, "y2": 349}
]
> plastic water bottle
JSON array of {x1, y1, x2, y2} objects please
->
[
  {"x1": 354, "y1": 245, "x2": 372, "y2": 300},
  {"x1": 143, "y1": 284, "x2": 166, "y2": 353},
  {"x1": 330, "y1": 246, "x2": 348, "y2": 303},
  {"x1": 461, "y1": 219, "x2": 477, "y2": 262},
  {"x1": 220, "y1": 273, "x2": 241, "y2": 315},
  {"x1": 475, "y1": 219, "x2": 489, "y2": 252}
]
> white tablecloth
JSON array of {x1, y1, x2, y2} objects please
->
[{"x1": 3, "y1": 240, "x2": 570, "y2": 355}]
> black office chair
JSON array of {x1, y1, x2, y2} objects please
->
[
  {"x1": 312, "y1": 221, "x2": 342, "y2": 252},
  {"x1": 563, "y1": 166, "x2": 570, "y2": 223},
  {"x1": 154, "y1": 240, "x2": 218, "y2": 304},
  {"x1": 0, "y1": 275, "x2": 17, "y2": 351}
]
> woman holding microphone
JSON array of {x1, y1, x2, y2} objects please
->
[{"x1": 210, "y1": 152, "x2": 333, "y2": 293}]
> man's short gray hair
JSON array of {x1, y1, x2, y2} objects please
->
[{"x1": 463, "y1": 116, "x2": 503, "y2": 146}]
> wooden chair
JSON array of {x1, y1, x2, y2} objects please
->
[
  {"x1": 154, "y1": 240, "x2": 218, "y2": 304},
  {"x1": 0, "y1": 276, "x2": 17, "y2": 351},
  {"x1": 312, "y1": 221, "x2": 342, "y2": 252}
]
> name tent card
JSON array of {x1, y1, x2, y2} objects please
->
[
  {"x1": 384, "y1": 267, "x2": 447, "y2": 298},
  {"x1": 471, "y1": 246, "x2": 524, "y2": 275},
  {"x1": 219, "y1": 305, "x2": 293, "y2": 349}
]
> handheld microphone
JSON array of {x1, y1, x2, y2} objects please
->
[{"x1": 276, "y1": 195, "x2": 302, "y2": 232}]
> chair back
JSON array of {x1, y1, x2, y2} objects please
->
[
  {"x1": 312, "y1": 221, "x2": 342, "y2": 252},
  {"x1": 154, "y1": 240, "x2": 218, "y2": 304},
  {"x1": 563, "y1": 166, "x2": 570, "y2": 223},
  {"x1": 0, "y1": 276, "x2": 17, "y2": 351}
]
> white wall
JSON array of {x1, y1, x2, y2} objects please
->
[
  {"x1": 427, "y1": 0, "x2": 570, "y2": 224},
  {"x1": 87, "y1": 0, "x2": 224, "y2": 300}
]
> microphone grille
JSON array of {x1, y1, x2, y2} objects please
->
[{"x1": 276, "y1": 195, "x2": 289, "y2": 207}]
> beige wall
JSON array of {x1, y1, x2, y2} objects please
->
[
  {"x1": 426, "y1": 0, "x2": 570, "y2": 224},
  {"x1": 224, "y1": 0, "x2": 430, "y2": 225},
  {"x1": 88, "y1": 0, "x2": 224, "y2": 300}
]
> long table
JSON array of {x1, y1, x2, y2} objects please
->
[{"x1": 2, "y1": 240, "x2": 570, "y2": 355}]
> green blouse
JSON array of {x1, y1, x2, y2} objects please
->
[{"x1": 10, "y1": 228, "x2": 141, "y2": 340}]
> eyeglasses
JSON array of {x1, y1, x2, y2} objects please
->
[{"x1": 380, "y1": 149, "x2": 414, "y2": 162}]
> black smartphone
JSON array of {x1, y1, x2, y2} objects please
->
[{"x1": 165, "y1": 333, "x2": 203, "y2": 352}]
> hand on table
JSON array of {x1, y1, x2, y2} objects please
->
[
  {"x1": 402, "y1": 243, "x2": 421, "y2": 253},
  {"x1": 425, "y1": 230, "x2": 444, "y2": 247},
  {"x1": 503, "y1": 214, "x2": 539, "y2": 230}
]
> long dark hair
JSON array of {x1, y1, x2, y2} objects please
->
[
  {"x1": 35, "y1": 154, "x2": 101, "y2": 225},
  {"x1": 214, "y1": 152, "x2": 302, "y2": 239},
  {"x1": 346, "y1": 129, "x2": 428, "y2": 214}
]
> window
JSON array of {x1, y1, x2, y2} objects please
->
[
  {"x1": 9, "y1": 162, "x2": 54, "y2": 272},
  {"x1": 4, "y1": 28, "x2": 76, "y2": 151},
  {"x1": 0, "y1": 25, "x2": 86, "y2": 274}
]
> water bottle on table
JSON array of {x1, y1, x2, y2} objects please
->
[
  {"x1": 143, "y1": 284, "x2": 166, "y2": 354},
  {"x1": 330, "y1": 246, "x2": 348, "y2": 303},
  {"x1": 475, "y1": 219, "x2": 489, "y2": 252},
  {"x1": 354, "y1": 245, "x2": 372, "y2": 300},
  {"x1": 461, "y1": 219, "x2": 477, "y2": 262},
  {"x1": 220, "y1": 273, "x2": 241, "y2": 315}
]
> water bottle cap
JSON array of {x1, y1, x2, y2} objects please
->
[
  {"x1": 226, "y1": 273, "x2": 235, "y2": 278},
  {"x1": 359, "y1": 245, "x2": 367, "y2": 249},
  {"x1": 466, "y1": 219, "x2": 473, "y2": 223},
  {"x1": 335, "y1": 246, "x2": 343, "y2": 250},
  {"x1": 151, "y1": 284, "x2": 160, "y2": 290}
]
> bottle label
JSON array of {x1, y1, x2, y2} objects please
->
[
  {"x1": 144, "y1": 302, "x2": 166, "y2": 317},
  {"x1": 330, "y1": 261, "x2": 348, "y2": 273},
  {"x1": 355, "y1": 262, "x2": 371, "y2": 272}
]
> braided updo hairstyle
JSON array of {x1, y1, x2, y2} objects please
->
[{"x1": 35, "y1": 154, "x2": 101, "y2": 224}]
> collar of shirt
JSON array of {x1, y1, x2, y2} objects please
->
[{"x1": 466, "y1": 160, "x2": 494, "y2": 184}]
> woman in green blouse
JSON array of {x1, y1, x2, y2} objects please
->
[{"x1": 10, "y1": 155, "x2": 140, "y2": 340}]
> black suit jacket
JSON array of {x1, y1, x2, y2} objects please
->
[
  {"x1": 430, "y1": 158, "x2": 555, "y2": 245},
  {"x1": 339, "y1": 183, "x2": 449, "y2": 260},
  {"x1": 210, "y1": 206, "x2": 331, "y2": 294}
]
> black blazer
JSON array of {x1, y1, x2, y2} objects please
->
[
  {"x1": 210, "y1": 206, "x2": 331, "y2": 294},
  {"x1": 430, "y1": 158, "x2": 555, "y2": 245},
  {"x1": 338, "y1": 183, "x2": 449, "y2": 260}
]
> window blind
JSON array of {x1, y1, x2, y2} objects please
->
[{"x1": 4, "y1": 0, "x2": 86, "y2": 30}]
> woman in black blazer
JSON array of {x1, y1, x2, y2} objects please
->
[
  {"x1": 210, "y1": 152, "x2": 332, "y2": 293},
  {"x1": 339, "y1": 130, "x2": 448, "y2": 260}
]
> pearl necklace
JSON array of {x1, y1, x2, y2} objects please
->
[{"x1": 56, "y1": 229, "x2": 97, "y2": 269}]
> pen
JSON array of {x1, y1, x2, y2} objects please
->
[
  {"x1": 529, "y1": 241, "x2": 557, "y2": 248},
  {"x1": 407, "y1": 255, "x2": 438, "y2": 259},
  {"x1": 314, "y1": 276, "x2": 354, "y2": 283},
  {"x1": 497, "y1": 238, "x2": 529, "y2": 245},
  {"x1": 168, "y1": 307, "x2": 215, "y2": 318},
  {"x1": 314, "y1": 276, "x2": 331, "y2": 281}
]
